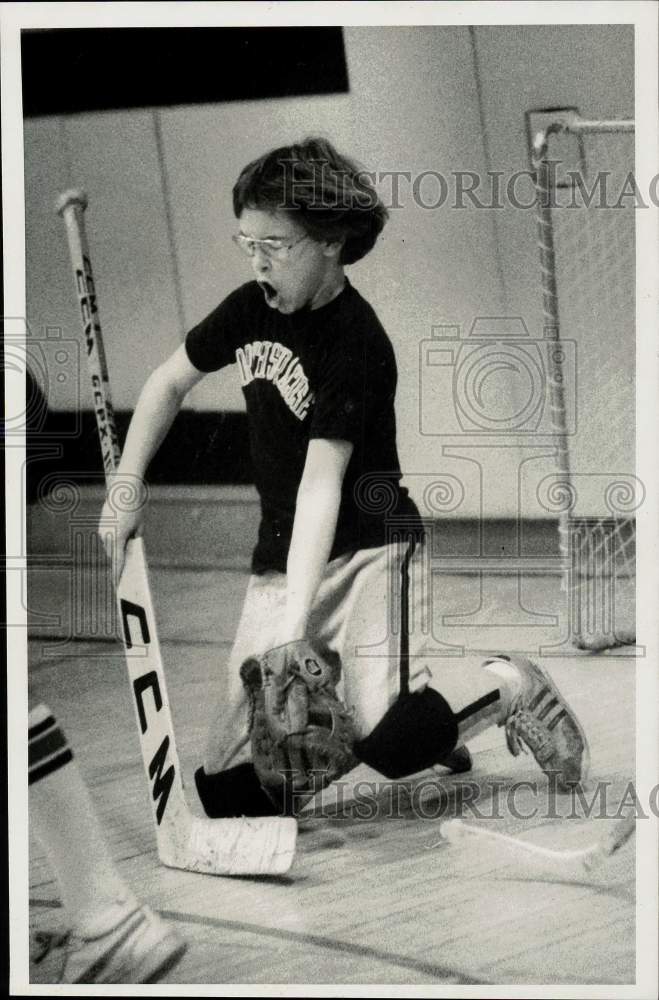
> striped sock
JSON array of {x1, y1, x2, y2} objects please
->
[
  {"x1": 29, "y1": 704, "x2": 137, "y2": 937},
  {"x1": 29, "y1": 705, "x2": 74, "y2": 786}
]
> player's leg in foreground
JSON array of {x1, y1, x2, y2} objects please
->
[{"x1": 29, "y1": 702, "x2": 186, "y2": 984}]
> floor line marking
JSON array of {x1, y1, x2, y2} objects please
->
[
  {"x1": 158, "y1": 908, "x2": 487, "y2": 985},
  {"x1": 29, "y1": 897, "x2": 485, "y2": 984}
]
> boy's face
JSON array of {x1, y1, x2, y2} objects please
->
[{"x1": 237, "y1": 208, "x2": 342, "y2": 314}]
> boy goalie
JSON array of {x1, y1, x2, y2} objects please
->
[{"x1": 103, "y1": 137, "x2": 588, "y2": 819}]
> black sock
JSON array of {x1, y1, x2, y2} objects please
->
[{"x1": 194, "y1": 762, "x2": 279, "y2": 818}]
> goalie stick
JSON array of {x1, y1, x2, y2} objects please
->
[{"x1": 56, "y1": 189, "x2": 297, "y2": 876}]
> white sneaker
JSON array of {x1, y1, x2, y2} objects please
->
[{"x1": 33, "y1": 905, "x2": 186, "y2": 984}]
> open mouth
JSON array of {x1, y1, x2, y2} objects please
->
[{"x1": 258, "y1": 280, "x2": 278, "y2": 304}]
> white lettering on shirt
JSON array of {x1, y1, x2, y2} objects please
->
[{"x1": 235, "y1": 341, "x2": 315, "y2": 421}]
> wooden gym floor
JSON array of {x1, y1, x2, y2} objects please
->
[{"x1": 24, "y1": 565, "x2": 637, "y2": 988}]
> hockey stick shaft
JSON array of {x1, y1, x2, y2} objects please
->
[
  {"x1": 56, "y1": 190, "x2": 297, "y2": 874},
  {"x1": 437, "y1": 815, "x2": 635, "y2": 873}
]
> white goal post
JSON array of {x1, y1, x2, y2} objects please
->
[{"x1": 532, "y1": 114, "x2": 637, "y2": 651}]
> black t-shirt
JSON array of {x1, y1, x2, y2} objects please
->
[{"x1": 185, "y1": 279, "x2": 422, "y2": 572}]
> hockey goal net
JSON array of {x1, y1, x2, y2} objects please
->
[{"x1": 532, "y1": 114, "x2": 637, "y2": 650}]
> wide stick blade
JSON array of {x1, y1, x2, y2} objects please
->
[{"x1": 167, "y1": 816, "x2": 298, "y2": 877}]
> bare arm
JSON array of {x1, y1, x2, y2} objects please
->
[
  {"x1": 102, "y1": 344, "x2": 206, "y2": 577},
  {"x1": 280, "y1": 438, "x2": 353, "y2": 642}
]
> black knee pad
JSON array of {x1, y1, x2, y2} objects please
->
[{"x1": 354, "y1": 688, "x2": 458, "y2": 780}]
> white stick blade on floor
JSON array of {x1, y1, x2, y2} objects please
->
[{"x1": 175, "y1": 816, "x2": 298, "y2": 876}]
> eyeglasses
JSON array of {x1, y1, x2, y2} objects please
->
[{"x1": 232, "y1": 233, "x2": 310, "y2": 260}]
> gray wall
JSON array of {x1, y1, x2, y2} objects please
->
[{"x1": 25, "y1": 25, "x2": 635, "y2": 518}]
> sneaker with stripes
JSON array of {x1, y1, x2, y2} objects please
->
[
  {"x1": 485, "y1": 654, "x2": 589, "y2": 791},
  {"x1": 33, "y1": 905, "x2": 186, "y2": 984}
]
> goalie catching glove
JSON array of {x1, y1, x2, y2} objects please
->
[{"x1": 240, "y1": 640, "x2": 358, "y2": 815}]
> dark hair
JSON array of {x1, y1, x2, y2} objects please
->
[{"x1": 232, "y1": 137, "x2": 388, "y2": 265}]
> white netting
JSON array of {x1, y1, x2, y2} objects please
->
[
  {"x1": 568, "y1": 516, "x2": 635, "y2": 650},
  {"x1": 543, "y1": 123, "x2": 636, "y2": 649}
]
